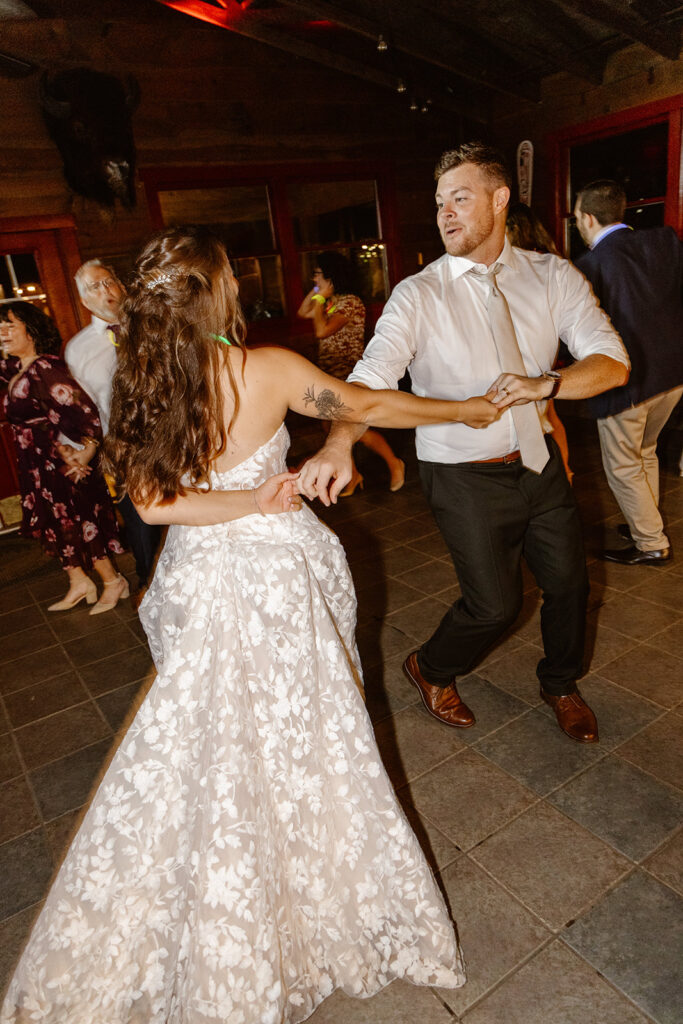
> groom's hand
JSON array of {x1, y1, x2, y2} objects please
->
[{"x1": 298, "y1": 439, "x2": 354, "y2": 506}]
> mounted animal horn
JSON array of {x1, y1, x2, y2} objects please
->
[{"x1": 38, "y1": 72, "x2": 71, "y2": 119}]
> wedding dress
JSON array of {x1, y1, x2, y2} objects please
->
[{"x1": 1, "y1": 424, "x2": 465, "y2": 1024}]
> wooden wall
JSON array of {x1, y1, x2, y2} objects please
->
[
  {"x1": 0, "y1": 4, "x2": 459, "y2": 282},
  {"x1": 489, "y1": 41, "x2": 683, "y2": 230}
]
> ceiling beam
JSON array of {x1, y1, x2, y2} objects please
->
[
  {"x1": 154, "y1": 0, "x2": 490, "y2": 121},
  {"x1": 276, "y1": 0, "x2": 540, "y2": 102},
  {"x1": 425, "y1": 0, "x2": 605, "y2": 85},
  {"x1": 550, "y1": 0, "x2": 682, "y2": 61}
]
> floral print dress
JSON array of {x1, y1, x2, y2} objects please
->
[
  {"x1": 0, "y1": 424, "x2": 465, "y2": 1024},
  {"x1": 317, "y1": 293, "x2": 366, "y2": 379},
  {"x1": 0, "y1": 354, "x2": 122, "y2": 569}
]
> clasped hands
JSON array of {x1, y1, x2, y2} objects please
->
[{"x1": 56, "y1": 442, "x2": 95, "y2": 483}]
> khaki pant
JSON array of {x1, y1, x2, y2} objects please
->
[{"x1": 597, "y1": 386, "x2": 683, "y2": 551}]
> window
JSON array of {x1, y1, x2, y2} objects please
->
[
  {"x1": 142, "y1": 163, "x2": 399, "y2": 343},
  {"x1": 549, "y1": 95, "x2": 683, "y2": 259}
]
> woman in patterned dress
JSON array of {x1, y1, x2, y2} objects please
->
[
  {"x1": 298, "y1": 252, "x2": 406, "y2": 495},
  {"x1": 0, "y1": 301, "x2": 126, "y2": 613}
]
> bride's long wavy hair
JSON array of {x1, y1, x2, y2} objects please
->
[{"x1": 104, "y1": 226, "x2": 247, "y2": 504}]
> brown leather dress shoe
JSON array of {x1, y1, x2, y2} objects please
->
[
  {"x1": 541, "y1": 688, "x2": 599, "y2": 743},
  {"x1": 403, "y1": 652, "x2": 475, "y2": 728}
]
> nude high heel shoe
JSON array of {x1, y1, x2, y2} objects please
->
[
  {"x1": 89, "y1": 574, "x2": 130, "y2": 615},
  {"x1": 389, "y1": 459, "x2": 406, "y2": 492},
  {"x1": 339, "y1": 470, "x2": 364, "y2": 498},
  {"x1": 48, "y1": 579, "x2": 98, "y2": 612}
]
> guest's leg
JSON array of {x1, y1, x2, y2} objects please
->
[
  {"x1": 417, "y1": 461, "x2": 527, "y2": 686},
  {"x1": 117, "y1": 493, "x2": 161, "y2": 585},
  {"x1": 598, "y1": 402, "x2": 669, "y2": 551},
  {"x1": 358, "y1": 429, "x2": 405, "y2": 490},
  {"x1": 640, "y1": 387, "x2": 683, "y2": 507},
  {"x1": 520, "y1": 443, "x2": 589, "y2": 695}
]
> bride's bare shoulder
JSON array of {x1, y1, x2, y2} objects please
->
[{"x1": 239, "y1": 344, "x2": 308, "y2": 382}]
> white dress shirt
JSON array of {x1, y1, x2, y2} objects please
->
[
  {"x1": 64, "y1": 315, "x2": 118, "y2": 433},
  {"x1": 348, "y1": 238, "x2": 629, "y2": 464}
]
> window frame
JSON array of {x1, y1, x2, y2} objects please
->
[
  {"x1": 140, "y1": 161, "x2": 401, "y2": 345},
  {"x1": 548, "y1": 94, "x2": 683, "y2": 254}
]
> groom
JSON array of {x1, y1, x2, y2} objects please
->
[{"x1": 299, "y1": 142, "x2": 629, "y2": 744}]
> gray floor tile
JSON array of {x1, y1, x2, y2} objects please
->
[
  {"x1": 0, "y1": 625, "x2": 58, "y2": 666},
  {"x1": 537, "y1": 673, "x2": 663, "y2": 750},
  {"x1": 549, "y1": 755, "x2": 683, "y2": 861},
  {"x1": 307, "y1": 979, "x2": 458, "y2": 1023},
  {"x1": 0, "y1": 605, "x2": 45, "y2": 640},
  {"x1": 643, "y1": 829, "x2": 683, "y2": 896},
  {"x1": 463, "y1": 940, "x2": 653, "y2": 1024},
  {"x1": 404, "y1": 749, "x2": 536, "y2": 852},
  {"x1": 29, "y1": 737, "x2": 113, "y2": 820},
  {"x1": 406, "y1": 532, "x2": 451, "y2": 559},
  {"x1": 3, "y1": 671, "x2": 89, "y2": 728},
  {"x1": 587, "y1": 557, "x2": 661, "y2": 594},
  {"x1": 584, "y1": 617, "x2": 640, "y2": 672},
  {"x1": 475, "y1": 711, "x2": 603, "y2": 796},
  {"x1": 0, "y1": 904, "x2": 42, "y2": 997},
  {"x1": 476, "y1": 644, "x2": 545, "y2": 706},
  {"x1": 395, "y1": 558, "x2": 459, "y2": 596},
  {"x1": 0, "y1": 645, "x2": 73, "y2": 696},
  {"x1": 628, "y1": 571, "x2": 683, "y2": 613},
  {"x1": 63, "y1": 621, "x2": 143, "y2": 668},
  {"x1": 397, "y1": 793, "x2": 461, "y2": 874},
  {"x1": 436, "y1": 856, "x2": 550, "y2": 1015},
  {"x1": 376, "y1": 653, "x2": 422, "y2": 706},
  {"x1": 0, "y1": 776, "x2": 40, "y2": 845},
  {"x1": 474, "y1": 631, "x2": 528, "y2": 671},
  {"x1": 470, "y1": 802, "x2": 630, "y2": 930},
  {"x1": 47, "y1": 603, "x2": 126, "y2": 642},
  {"x1": 44, "y1": 806, "x2": 85, "y2": 865},
  {"x1": 96, "y1": 679, "x2": 146, "y2": 732},
  {"x1": 373, "y1": 706, "x2": 467, "y2": 788},
  {"x1": 0, "y1": 584, "x2": 34, "y2": 617},
  {"x1": 448, "y1": 675, "x2": 529, "y2": 745},
  {"x1": 28, "y1": 573, "x2": 68, "y2": 602},
  {"x1": 598, "y1": 643, "x2": 683, "y2": 708},
  {"x1": 356, "y1": 577, "x2": 425, "y2": 620},
  {"x1": 650, "y1": 622, "x2": 683, "y2": 661},
  {"x1": 376, "y1": 513, "x2": 439, "y2": 545},
  {"x1": 78, "y1": 645, "x2": 155, "y2": 697},
  {"x1": 14, "y1": 702, "x2": 111, "y2": 770},
  {"x1": 615, "y1": 713, "x2": 683, "y2": 791},
  {"x1": 356, "y1": 621, "x2": 414, "y2": 669},
  {"x1": 0, "y1": 740, "x2": 22, "y2": 785},
  {"x1": 0, "y1": 828, "x2": 53, "y2": 919},
  {"x1": 564, "y1": 870, "x2": 683, "y2": 1024},
  {"x1": 591, "y1": 592, "x2": 682, "y2": 641},
  {"x1": 379, "y1": 544, "x2": 434, "y2": 577},
  {"x1": 386, "y1": 596, "x2": 449, "y2": 644}
]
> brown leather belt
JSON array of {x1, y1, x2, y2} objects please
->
[{"x1": 469, "y1": 449, "x2": 521, "y2": 464}]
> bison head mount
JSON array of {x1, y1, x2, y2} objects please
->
[{"x1": 39, "y1": 68, "x2": 140, "y2": 210}]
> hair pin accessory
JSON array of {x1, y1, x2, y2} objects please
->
[{"x1": 210, "y1": 333, "x2": 233, "y2": 346}]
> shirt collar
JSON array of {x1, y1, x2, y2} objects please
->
[
  {"x1": 91, "y1": 314, "x2": 114, "y2": 333},
  {"x1": 591, "y1": 222, "x2": 630, "y2": 249},
  {"x1": 445, "y1": 236, "x2": 516, "y2": 280}
]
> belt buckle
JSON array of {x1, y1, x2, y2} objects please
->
[{"x1": 502, "y1": 450, "x2": 518, "y2": 464}]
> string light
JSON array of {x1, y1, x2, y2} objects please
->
[
  {"x1": 377, "y1": 34, "x2": 388, "y2": 52},
  {"x1": 397, "y1": 79, "x2": 406, "y2": 93}
]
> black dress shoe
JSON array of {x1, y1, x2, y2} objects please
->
[
  {"x1": 601, "y1": 545, "x2": 671, "y2": 566},
  {"x1": 617, "y1": 523, "x2": 632, "y2": 541}
]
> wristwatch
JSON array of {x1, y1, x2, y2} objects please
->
[{"x1": 541, "y1": 370, "x2": 561, "y2": 399}]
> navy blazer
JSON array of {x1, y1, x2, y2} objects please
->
[{"x1": 576, "y1": 225, "x2": 683, "y2": 419}]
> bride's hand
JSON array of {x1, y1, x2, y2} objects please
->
[{"x1": 254, "y1": 472, "x2": 303, "y2": 515}]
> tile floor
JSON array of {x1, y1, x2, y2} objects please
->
[{"x1": 0, "y1": 416, "x2": 681, "y2": 1023}]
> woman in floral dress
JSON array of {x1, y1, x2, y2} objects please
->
[
  {"x1": 0, "y1": 301, "x2": 125, "y2": 613},
  {"x1": 298, "y1": 251, "x2": 406, "y2": 495}
]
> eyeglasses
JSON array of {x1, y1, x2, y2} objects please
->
[{"x1": 86, "y1": 277, "x2": 117, "y2": 294}]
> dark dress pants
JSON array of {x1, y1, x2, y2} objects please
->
[
  {"x1": 417, "y1": 438, "x2": 589, "y2": 696},
  {"x1": 117, "y1": 493, "x2": 161, "y2": 587}
]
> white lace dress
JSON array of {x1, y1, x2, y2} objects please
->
[{"x1": 1, "y1": 425, "x2": 465, "y2": 1024}]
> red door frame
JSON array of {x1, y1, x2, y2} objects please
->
[
  {"x1": 547, "y1": 94, "x2": 683, "y2": 250},
  {"x1": 139, "y1": 160, "x2": 401, "y2": 345}
]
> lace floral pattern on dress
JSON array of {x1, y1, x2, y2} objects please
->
[{"x1": 1, "y1": 424, "x2": 464, "y2": 1024}]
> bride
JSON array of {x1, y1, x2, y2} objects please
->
[{"x1": 1, "y1": 227, "x2": 500, "y2": 1024}]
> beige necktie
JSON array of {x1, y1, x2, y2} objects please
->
[{"x1": 483, "y1": 263, "x2": 549, "y2": 474}]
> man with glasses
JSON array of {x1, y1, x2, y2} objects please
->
[{"x1": 64, "y1": 259, "x2": 160, "y2": 599}]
